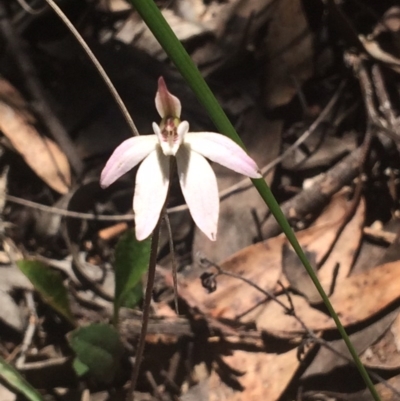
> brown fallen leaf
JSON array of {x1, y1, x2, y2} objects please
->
[
  {"x1": 360, "y1": 312, "x2": 400, "y2": 370},
  {"x1": 191, "y1": 0, "x2": 276, "y2": 75},
  {"x1": 305, "y1": 373, "x2": 400, "y2": 401},
  {"x1": 391, "y1": 313, "x2": 400, "y2": 352},
  {"x1": 179, "y1": 191, "x2": 357, "y2": 320},
  {"x1": 209, "y1": 347, "x2": 302, "y2": 401},
  {"x1": 262, "y1": 0, "x2": 313, "y2": 109},
  {"x1": 245, "y1": 261, "x2": 400, "y2": 337},
  {"x1": 179, "y1": 235, "x2": 285, "y2": 320},
  {"x1": 0, "y1": 79, "x2": 71, "y2": 194},
  {"x1": 300, "y1": 190, "x2": 354, "y2": 261},
  {"x1": 318, "y1": 197, "x2": 365, "y2": 288},
  {"x1": 277, "y1": 190, "x2": 356, "y2": 299},
  {"x1": 302, "y1": 309, "x2": 398, "y2": 378},
  {"x1": 282, "y1": 243, "x2": 320, "y2": 303}
]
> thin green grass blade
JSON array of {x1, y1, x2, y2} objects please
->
[
  {"x1": 128, "y1": 1, "x2": 380, "y2": 399},
  {"x1": 0, "y1": 357, "x2": 43, "y2": 401}
]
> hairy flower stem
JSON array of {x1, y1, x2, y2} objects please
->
[{"x1": 127, "y1": 222, "x2": 160, "y2": 401}]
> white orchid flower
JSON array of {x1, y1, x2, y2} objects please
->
[{"x1": 100, "y1": 77, "x2": 262, "y2": 241}]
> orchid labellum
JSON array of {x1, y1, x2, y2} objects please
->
[{"x1": 100, "y1": 77, "x2": 261, "y2": 241}]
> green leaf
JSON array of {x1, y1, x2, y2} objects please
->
[
  {"x1": 119, "y1": 281, "x2": 143, "y2": 310},
  {"x1": 68, "y1": 323, "x2": 123, "y2": 383},
  {"x1": 72, "y1": 357, "x2": 89, "y2": 377},
  {"x1": 17, "y1": 260, "x2": 75, "y2": 325},
  {"x1": 0, "y1": 356, "x2": 43, "y2": 401},
  {"x1": 114, "y1": 229, "x2": 151, "y2": 321}
]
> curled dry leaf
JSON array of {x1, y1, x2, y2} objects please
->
[{"x1": 0, "y1": 79, "x2": 71, "y2": 194}]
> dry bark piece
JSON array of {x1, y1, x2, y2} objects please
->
[
  {"x1": 262, "y1": 146, "x2": 365, "y2": 239},
  {"x1": 0, "y1": 79, "x2": 71, "y2": 194},
  {"x1": 282, "y1": 131, "x2": 357, "y2": 171}
]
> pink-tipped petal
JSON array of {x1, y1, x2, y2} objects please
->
[
  {"x1": 176, "y1": 145, "x2": 219, "y2": 241},
  {"x1": 155, "y1": 77, "x2": 181, "y2": 118},
  {"x1": 134, "y1": 149, "x2": 170, "y2": 241},
  {"x1": 100, "y1": 136, "x2": 157, "y2": 188},
  {"x1": 185, "y1": 133, "x2": 262, "y2": 178}
]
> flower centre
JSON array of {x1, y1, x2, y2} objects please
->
[
  {"x1": 161, "y1": 117, "x2": 178, "y2": 143},
  {"x1": 157, "y1": 116, "x2": 182, "y2": 156}
]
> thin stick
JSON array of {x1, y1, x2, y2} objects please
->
[
  {"x1": 127, "y1": 223, "x2": 160, "y2": 401},
  {"x1": 15, "y1": 0, "x2": 46, "y2": 15},
  {"x1": 16, "y1": 291, "x2": 37, "y2": 368},
  {"x1": 164, "y1": 213, "x2": 179, "y2": 314},
  {"x1": 43, "y1": 0, "x2": 140, "y2": 137},
  {"x1": 4, "y1": 194, "x2": 135, "y2": 221}
]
